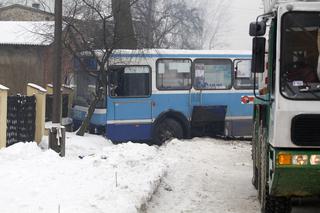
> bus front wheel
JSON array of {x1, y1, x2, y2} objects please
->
[{"x1": 153, "y1": 118, "x2": 183, "y2": 145}]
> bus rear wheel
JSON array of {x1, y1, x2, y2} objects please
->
[{"x1": 153, "y1": 118, "x2": 183, "y2": 145}]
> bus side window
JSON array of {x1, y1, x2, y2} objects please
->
[
  {"x1": 194, "y1": 59, "x2": 232, "y2": 90},
  {"x1": 109, "y1": 66, "x2": 151, "y2": 97},
  {"x1": 156, "y1": 59, "x2": 192, "y2": 90},
  {"x1": 233, "y1": 59, "x2": 255, "y2": 90}
]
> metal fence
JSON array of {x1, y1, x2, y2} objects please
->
[{"x1": 6, "y1": 95, "x2": 36, "y2": 146}]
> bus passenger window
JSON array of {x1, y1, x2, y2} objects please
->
[
  {"x1": 194, "y1": 59, "x2": 232, "y2": 90},
  {"x1": 109, "y1": 66, "x2": 151, "y2": 97},
  {"x1": 156, "y1": 59, "x2": 192, "y2": 90},
  {"x1": 233, "y1": 59, "x2": 256, "y2": 89}
]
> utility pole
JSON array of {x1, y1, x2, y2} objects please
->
[{"x1": 49, "y1": 0, "x2": 65, "y2": 157}]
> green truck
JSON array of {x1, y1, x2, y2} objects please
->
[{"x1": 249, "y1": 0, "x2": 320, "y2": 212}]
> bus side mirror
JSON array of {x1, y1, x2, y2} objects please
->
[
  {"x1": 249, "y1": 21, "x2": 266, "y2": 36},
  {"x1": 252, "y1": 37, "x2": 266, "y2": 73}
]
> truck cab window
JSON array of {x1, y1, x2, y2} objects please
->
[{"x1": 280, "y1": 12, "x2": 320, "y2": 99}]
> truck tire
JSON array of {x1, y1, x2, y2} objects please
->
[
  {"x1": 252, "y1": 121, "x2": 258, "y2": 189},
  {"x1": 153, "y1": 118, "x2": 183, "y2": 146},
  {"x1": 260, "y1": 128, "x2": 291, "y2": 213},
  {"x1": 257, "y1": 126, "x2": 264, "y2": 200}
]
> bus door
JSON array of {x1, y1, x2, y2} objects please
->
[
  {"x1": 107, "y1": 65, "x2": 152, "y2": 141},
  {"x1": 156, "y1": 59, "x2": 193, "y2": 120},
  {"x1": 191, "y1": 59, "x2": 233, "y2": 136},
  {"x1": 189, "y1": 88, "x2": 202, "y2": 107},
  {"x1": 233, "y1": 59, "x2": 255, "y2": 137}
]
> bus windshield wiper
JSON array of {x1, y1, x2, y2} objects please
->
[{"x1": 299, "y1": 85, "x2": 320, "y2": 93}]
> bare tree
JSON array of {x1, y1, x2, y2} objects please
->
[
  {"x1": 133, "y1": 0, "x2": 204, "y2": 49},
  {"x1": 59, "y1": 0, "x2": 137, "y2": 136},
  {"x1": 112, "y1": 0, "x2": 137, "y2": 49},
  {"x1": 201, "y1": 0, "x2": 232, "y2": 49}
]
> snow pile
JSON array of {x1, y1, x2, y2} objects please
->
[{"x1": 0, "y1": 134, "x2": 167, "y2": 213}]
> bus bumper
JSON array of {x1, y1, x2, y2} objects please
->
[{"x1": 270, "y1": 148, "x2": 320, "y2": 197}]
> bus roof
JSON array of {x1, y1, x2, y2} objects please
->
[{"x1": 80, "y1": 49, "x2": 252, "y2": 59}]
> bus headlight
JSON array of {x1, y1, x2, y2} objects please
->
[
  {"x1": 310, "y1": 155, "x2": 320, "y2": 165},
  {"x1": 292, "y1": 155, "x2": 308, "y2": 165}
]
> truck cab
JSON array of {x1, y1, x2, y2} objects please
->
[{"x1": 250, "y1": 1, "x2": 320, "y2": 212}]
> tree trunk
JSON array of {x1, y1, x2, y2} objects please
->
[
  {"x1": 76, "y1": 82, "x2": 104, "y2": 136},
  {"x1": 112, "y1": 0, "x2": 137, "y2": 49},
  {"x1": 145, "y1": 0, "x2": 155, "y2": 48}
]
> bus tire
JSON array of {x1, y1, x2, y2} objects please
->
[{"x1": 153, "y1": 118, "x2": 183, "y2": 145}]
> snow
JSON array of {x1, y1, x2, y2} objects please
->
[
  {"x1": 0, "y1": 133, "x2": 166, "y2": 213},
  {"x1": 0, "y1": 135, "x2": 317, "y2": 212},
  {"x1": 0, "y1": 84, "x2": 9, "y2": 90},
  {"x1": 146, "y1": 138, "x2": 259, "y2": 213},
  {"x1": 0, "y1": 21, "x2": 54, "y2": 46},
  {"x1": 45, "y1": 117, "x2": 73, "y2": 128},
  {"x1": 27, "y1": 83, "x2": 47, "y2": 93}
]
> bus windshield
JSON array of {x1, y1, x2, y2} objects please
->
[{"x1": 280, "y1": 12, "x2": 320, "y2": 100}]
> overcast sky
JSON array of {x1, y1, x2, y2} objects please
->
[{"x1": 199, "y1": 0, "x2": 263, "y2": 50}]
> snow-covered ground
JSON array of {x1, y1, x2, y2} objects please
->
[
  {"x1": 0, "y1": 134, "x2": 319, "y2": 213},
  {"x1": 0, "y1": 134, "x2": 166, "y2": 213},
  {"x1": 146, "y1": 138, "x2": 259, "y2": 213}
]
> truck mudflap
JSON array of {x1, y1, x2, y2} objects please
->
[{"x1": 269, "y1": 147, "x2": 320, "y2": 197}]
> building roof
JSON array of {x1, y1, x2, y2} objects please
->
[
  {"x1": 0, "y1": 4, "x2": 54, "y2": 16},
  {"x1": 0, "y1": 21, "x2": 54, "y2": 46}
]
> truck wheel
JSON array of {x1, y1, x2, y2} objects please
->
[
  {"x1": 153, "y1": 118, "x2": 183, "y2": 146},
  {"x1": 260, "y1": 128, "x2": 291, "y2": 213},
  {"x1": 258, "y1": 126, "x2": 265, "y2": 201},
  {"x1": 262, "y1": 195, "x2": 291, "y2": 213},
  {"x1": 252, "y1": 121, "x2": 258, "y2": 189}
]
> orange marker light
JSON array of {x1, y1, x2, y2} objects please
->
[{"x1": 278, "y1": 153, "x2": 292, "y2": 165}]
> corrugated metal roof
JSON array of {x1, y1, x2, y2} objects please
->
[{"x1": 0, "y1": 21, "x2": 54, "y2": 46}]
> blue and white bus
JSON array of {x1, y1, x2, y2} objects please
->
[{"x1": 72, "y1": 49, "x2": 255, "y2": 144}]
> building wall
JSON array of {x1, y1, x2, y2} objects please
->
[
  {"x1": 0, "y1": 7, "x2": 54, "y2": 21},
  {"x1": 0, "y1": 45, "x2": 74, "y2": 95},
  {"x1": 0, "y1": 45, "x2": 48, "y2": 95}
]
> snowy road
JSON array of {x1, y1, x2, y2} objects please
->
[
  {"x1": 146, "y1": 138, "x2": 260, "y2": 213},
  {"x1": 0, "y1": 135, "x2": 319, "y2": 213},
  {"x1": 145, "y1": 138, "x2": 320, "y2": 213}
]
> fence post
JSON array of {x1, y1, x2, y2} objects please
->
[
  {"x1": 27, "y1": 83, "x2": 47, "y2": 144},
  {"x1": 0, "y1": 85, "x2": 9, "y2": 149},
  {"x1": 62, "y1": 85, "x2": 74, "y2": 116}
]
